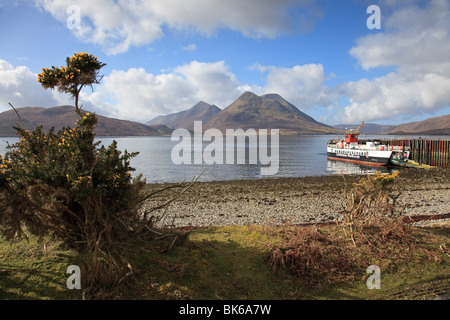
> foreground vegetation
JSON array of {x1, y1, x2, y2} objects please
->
[{"x1": 1, "y1": 220, "x2": 448, "y2": 300}]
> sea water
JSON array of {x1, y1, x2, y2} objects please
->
[{"x1": 1, "y1": 134, "x2": 441, "y2": 183}]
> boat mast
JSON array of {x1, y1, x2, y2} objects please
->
[{"x1": 354, "y1": 121, "x2": 364, "y2": 134}]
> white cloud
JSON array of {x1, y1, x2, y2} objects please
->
[
  {"x1": 35, "y1": 0, "x2": 164, "y2": 55},
  {"x1": 174, "y1": 61, "x2": 247, "y2": 106},
  {"x1": 350, "y1": 0, "x2": 450, "y2": 71},
  {"x1": 79, "y1": 60, "x2": 335, "y2": 122},
  {"x1": 80, "y1": 60, "x2": 249, "y2": 122},
  {"x1": 182, "y1": 43, "x2": 197, "y2": 52},
  {"x1": 250, "y1": 63, "x2": 333, "y2": 110},
  {"x1": 35, "y1": 0, "x2": 318, "y2": 54},
  {"x1": 0, "y1": 57, "x2": 329, "y2": 123},
  {"x1": 336, "y1": 0, "x2": 450, "y2": 124},
  {"x1": 146, "y1": 0, "x2": 297, "y2": 37},
  {"x1": 0, "y1": 59, "x2": 70, "y2": 113},
  {"x1": 337, "y1": 68, "x2": 450, "y2": 123}
]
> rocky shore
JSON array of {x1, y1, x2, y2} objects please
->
[{"x1": 141, "y1": 167, "x2": 450, "y2": 228}]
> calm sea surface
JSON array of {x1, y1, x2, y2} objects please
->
[{"x1": 1, "y1": 134, "x2": 446, "y2": 183}]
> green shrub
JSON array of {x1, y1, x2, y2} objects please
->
[
  {"x1": 0, "y1": 112, "x2": 144, "y2": 246},
  {"x1": 37, "y1": 52, "x2": 106, "y2": 115},
  {"x1": 0, "y1": 53, "x2": 153, "y2": 295}
]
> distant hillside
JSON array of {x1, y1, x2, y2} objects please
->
[
  {"x1": 386, "y1": 114, "x2": 450, "y2": 135},
  {"x1": 204, "y1": 92, "x2": 339, "y2": 134},
  {"x1": 333, "y1": 123, "x2": 395, "y2": 135},
  {"x1": 147, "y1": 101, "x2": 221, "y2": 130},
  {"x1": 0, "y1": 105, "x2": 172, "y2": 137}
]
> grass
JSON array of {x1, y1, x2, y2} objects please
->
[
  {"x1": 0, "y1": 235, "x2": 81, "y2": 299},
  {"x1": 1, "y1": 222, "x2": 449, "y2": 300}
]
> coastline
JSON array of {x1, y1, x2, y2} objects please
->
[{"x1": 142, "y1": 167, "x2": 450, "y2": 228}]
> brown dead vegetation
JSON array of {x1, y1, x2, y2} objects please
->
[{"x1": 265, "y1": 172, "x2": 446, "y2": 289}]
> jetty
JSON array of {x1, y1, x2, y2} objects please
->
[{"x1": 381, "y1": 138, "x2": 450, "y2": 167}]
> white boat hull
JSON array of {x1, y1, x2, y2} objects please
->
[{"x1": 327, "y1": 146, "x2": 393, "y2": 166}]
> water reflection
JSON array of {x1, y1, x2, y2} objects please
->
[{"x1": 325, "y1": 159, "x2": 391, "y2": 175}]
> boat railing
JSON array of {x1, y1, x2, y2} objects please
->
[{"x1": 327, "y1": 142, "x2": 409, "y2": 152}]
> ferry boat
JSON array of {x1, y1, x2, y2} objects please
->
[{"x1": 327, "y1": 122, "x2": 400, "y2": 167}]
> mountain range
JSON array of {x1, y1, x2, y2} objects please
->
[
  {"x1": 385, "y1": 114, "x2": 450, "y2": 135},
  {"x1": 1, "y1": 92, "x2": 449, "y2": 137},
  {"x1": 147, "y1": 101, "x2": 221, "y2": 130},
  {"x1": 332, "y1": 123, "x2": 395, "y2": 135},
  {"x1": 334, "y1": 114, "x2": 450, "y2": 135},
  {"x1": 148, "y1": 92, "x2": 339, "y2": 134},
  {"x1": 203, "y1": 92, "x2": 337, "y2": 134},
  {"x1": 0, "y1": 105, "x2": 171, "y2": 137}
]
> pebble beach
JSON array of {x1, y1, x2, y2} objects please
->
[{"x1": 141, "y1": 167, "x2": 450, "y2": 228}]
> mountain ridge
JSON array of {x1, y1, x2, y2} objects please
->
[
  {"x1": 203, "y1": 92, "x2": 338, "y2": 134},
  {"x1": 3, "y1": 100, "x2": 448, "y2": 137},
  {"x1": 0, "y1": 105, "x2": 171, "y2": 137},
  {"x1": 332, "y1": 123, "x2": 395, "y2": 135},
  {"x1": 334, "y1": 114, "x2": 450, "y2": 135},
  {"x1": 386, "y1": 114, "x2": 450, "y2": 135},
  {"x1": 147, "y1": 101, "x2": 221, "y2": 130}
]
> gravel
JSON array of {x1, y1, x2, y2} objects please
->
[{"x1": 140, "y1": 167, "x2": 450, "y2": 228}]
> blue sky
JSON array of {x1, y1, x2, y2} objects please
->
[{"x1": 1, "y1": 0, "x2": 450, "y2": 126}]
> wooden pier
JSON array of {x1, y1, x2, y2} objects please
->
[{"x1": 382, "y1": 138, "x2": 450, "y2": 167}]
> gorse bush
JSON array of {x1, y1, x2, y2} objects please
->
[
  {"x1": 340, "y1": 171, "x2": 403, "y2": 246},
  {"x1": 0, "y1": 113, "x2": 143, "y2": 247},
  {"x1": 353, "y1": 171, "x2": 399, "y2": 193},
  {"x1": 37, "y1": 52, "x2": 105, "y2": 114},
  {"x1": 0, "y1": 53, "x2": 145, "y2": 245},
  {"x1": 0, "y1": 53, "x2": 158, "y2": 295},
  {"x1": 342, "y1": 171, "x2": 401, "y2": 220}
]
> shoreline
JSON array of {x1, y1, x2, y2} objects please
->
[{"x1": 141, "y1": 167, "x2": 450, "y2": 228}]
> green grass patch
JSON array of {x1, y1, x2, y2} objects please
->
[
  {"x1": 1, "y1": 223, "x2": 449, "y2": 300},
  {"x1": 0, "y1": 235, "x2": 81, "y2": 300}
]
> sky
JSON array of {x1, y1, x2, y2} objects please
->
[{"x1": 1, "y1": 0, "x2": 450, "y2": 126}]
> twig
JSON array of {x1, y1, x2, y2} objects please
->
[
  {"x1": 139, "y1": 180, "x2": 187, "y2": 204},
  {"x1": 144, "y1": 170, "x2": 205, "y2": 214},
  {"x1": 8, "y1": 102, "x2": 22, "y2": 126},
  {"x1": 133, "y1": 170, "x2": 206, "y2": 237}
]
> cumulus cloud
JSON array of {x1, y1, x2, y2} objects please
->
[
  {"x1": 0, "y1": 57, "x2": 331, "y2": 123},
  {"x1": 35, "y1": 0, "x2": 317, "y2": 54},
  {"x1": 0, "y1": 59, "x2": 70, "y2": 113},
  {"x1": 173, "y1": 61, "x2": 247, "y2": 106},
  {"x1": 337, "y1": 69, "x2": 450, "y2": 123},
  {"x1": 79, "y1": 60, "x2": 336, "y2": 122},
  {"x1": 36, "y1": 0, "x2": 164, "y2": 55},
  {"x1": 250, "y1": 63, "x2": 334, "y2": 110},
  {"x1": 80, "y1": 60, "x2": 250, "y2": 122},
  {"x1": 337, "y1": 0, "x2": 450, "y2": 123}
]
